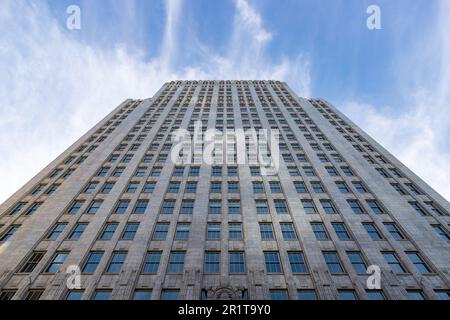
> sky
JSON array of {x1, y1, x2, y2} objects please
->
[{"x1": 0, "y1": 0, "x2": 449, "y2": 203}]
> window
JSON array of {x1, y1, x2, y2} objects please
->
[
  {"x1": 311, "y1": 181, "x2": 324, "y2": 193},
  {"x1": 347, "y1": 251, "x2": 367, "y2": 273},
  {"x1": 0, "y1": 225, "x2": 20, "y2": 241},
  {"x1": 228, "y1": 223, "x2": 242, "y2": 239},
  {"x1": 311, "y1": 222, "x2": 329, "y2": 240},
  {"x1": 150, "y1": 167, "x2": 162, "y2": 176},
  {"x1": 293, "y1": 181, "x2": 307, "y2": 193},
  {"x1": 366, "y1": 290, "x2": 386, "y2": 300},
  {"x1": 84, "y1": 182, "x2": 97, "y2": 193},
  {"x1": 46, "y1": 223, "x2": 67, "y2": 240},
  {"x1": 301, "y1": 199, "x2": 316, "y2": 214},
  {"x1": 251, "y1": 181, "x2": 264, "y2": 193},
  {"x1": 274, "y1": 200, "x2": 289, "y2": 214},
  {"x1": 112, "y1": 167, "x2": 124, "y2": 177},
  {"x1": 332, "y1": 223, "x2": 352, "y2": 240},
  {"x1": 68, "y1": 223, "x2": 87, "y2": 240},
  {"x1": 106, "y1": 251, "x2": 127, "y2": 273},
  {"x1": 173, "y1": 167, "x2": 184, "y2": 176},
  {"x1": 323, "y1": 251, "x2": 345, "y2": 273},
  {"x1": 0, "y1": 290, "x2": 16, "y2": 300},
  {"x1": 67, "y1": 200, "x2": 84, "y2": 214},
  {"x1": 270, "y1": 290, "x2": 289, "y2": 300},
  {"x1": 382, "y1": 252, "x2": 406, "y2": 273},
  {"x1": 133, "y1": 199, "x2": 149, "y2": 214},
  {"x1": 255, "y1": 200, "x2": 269, "y2": 214},
  {"x1": 288, "y1": 251, "x2": 308, "y2": 273},
  {"x1": 338, "y1": 290, "x2": 358, "y2": 300},
  {"x1": 92, "y1": 290, "x2": 112, "y2": 300},
  {"x1": 207, "y1": 223, "x2": 221, "y2": 239},
  {"x1": 204, "y1": 251, "x2": 220, "y2": 273},
  {"x1": 209, "y1": 200, "x2": 222, "y2": 214},
  {"x1": 167, "y1": 252, "x2": 185, "y2": 273},
  {"x1": 83, "y1": 200, "x2": 101, "y2": 215},
  {"x1": 228, "y1": 182, "x2": 240, "y2": 193},
  {"x1": 121, "y1": 223, "x2": 139, "y2": 240},
  {"x1": 280, "y1": 223, "x2": 297, "y2": 240},
  {"x1": 211, "y1": 182, "x2": 222, "y2": 193},
  {"x1": 406, "y1": 252, "x2": 432, "y2": 274},
  {"x1": 367, "y1": 200, "x2": 384, "y2": 214},
  {"x1": 407, "y1": 290, "x2": 426, "y2": 300},
  {"x1": 160, "y1": 289, "x2": 180, "y2": 300},
  {"x1": 161, "y1": 200, "x2": 175, "y2": 214},
  {"x1": 142, "y1": 251, "x2": 161, "y2": 273},
  {"x1": 100, "y1": 182, "x2": 115, "y2": 194},
  {"x1": 269, "y1": 181, "x2": 282, "y2": 193},
  {"x1": 46, "y1": 252, "x2": 69, "y2": 273},
  {"x1": 24, "y1": 202, "x2": 42, "y2": 216},
  {"x1": 24, "y1": 290, "x2": 44, "y2": 300},
  {"x1": 264, "y1": 252, "x2": 282, "y2": 273},
  {"x1": 321, "y1": 200, "x2": 337, "y2": 214},
  {"x1": 189, "y1": 167, "x2": 200, "y2": 176},
  {"x1": 432, "y1": 225, "x2": 450, "y2": 241},
  {"x1": 297, "y1": 290, "x2": 317, "y2": 300},
  {"x1": 19, "y1": 251, "x2": 46, "y2": 273},
  {"x1": 425, "y1": 202, "x2": 444, "y2": 216},
  {"x1": 185, "y1": 182, "x2": 198, "y2": 193},
  {"x1": 143, "y1": 182, "x2": 156, "y2": 193},
  {"x1": 175, "y1": 223, "x2": 190, "y2": 239},
  {"x1": 153, "y1": 223, "x2": 169, "y2": 240},
  {"x1": 212, "y1": 166, "x2": 222, "y2": 176},
  {"x1": 82, "y1": 252, "x2": 104, "y2": 273},
  {"x1": 220, "y1": 199, "x2": 236, "y2": 215},
  {"x1": 167, "y1": 182, "x2": 180, "y2": 193},
  {"x1": 352, "y1": 182, "x2": 367, "y2": 193},
  {"x1": 133, "y1": 290, "x2": 152, "y2": 300},
  {"x1": 260, "y1": 223, "x2": 275, "y2": 240},
  {"x1": 99, "y1": 223, "x2": 118, "y2": 240},
  {"x1": 409, "y1": 202, "x2": 428, "y2": 216},
  {"x1": 114, "y1": 200, "x2": 130, "y2": 214},
  {"x1": 434, "y1": 290, "x2": 450, "y2": 300},
  {"x1": 384, "y1": 223, "x2": 405, "y2": 240},
  {"x1": 348, "y1": 200, "x2": 365, "y2": 214},
  {"x1": 250, "y1": 167, "x2": 260, "y2": 176},
  {"x1": 65, "y1": 290, "x2": 84, "y2": 300},
  {"x1": 9, "y1": 202, "x2": 26, "y2": 215},
  {"x1": 326, "y1": 167, "x2": 338, "y2": 176},
  {"x1": 405, "y1": 183, "x2": 421, "y2": 195},
  {"x1": 227, "y1": 166, "x2": 237, "y2": 176},
  {"x1": 363, "y1": 223, "x2": 384, "y2": 240},
  {"x1": 391, "y1": 183, "x2": 406, "y2": 195},
  {"x1": 335, "y1": 181, "x2": 349, "y2": 193},
  {"x1": 125, "y1": 182, "x2": 138, "y2": 193}
]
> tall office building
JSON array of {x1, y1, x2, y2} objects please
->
[{"x1": 0, "y1": 80, "x2": 449, "y2": 301}]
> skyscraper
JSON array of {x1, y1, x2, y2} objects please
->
[{"x1": 0, "y1": 80, "x2": 449, "y2": 300}]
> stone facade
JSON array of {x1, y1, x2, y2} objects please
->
[{"x1": 0, "y1": 80, "x2": 449, "y2": 300}]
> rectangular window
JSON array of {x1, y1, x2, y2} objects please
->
[
  {"x1": 348, "y1": 200, "x2": 365, "y2": 214},
  {"x1": 46, "y1": 223, "x2": 67, "y2": 240},
  {"x1": 121, "y1": 223, "x2": 139, "y2": 240},
  {"x1": 432, "y1": 225, "x2": 450, "y2": 241},
  {"x1": 126, "y1": 182, "x2": 139, "y2": 193},
  {"x1": 99, "y1": 223, "x2": 118, "y2": 240},
  {"x1": 383, "y1": 223, "x2": 405, "y2": 240},
  {"x1": 382, "y1": 252, "x2": 406, "y2": 273},
  {"x1": 68, "y1": 223, "x2": 88, "y2": 240},
  {"x1": 210, "y1": 182, "x2": 222, "y2": 193},
  {"x1": 114, "y1": 200, "x2": 130, "y2": 214},
  {"x1": 0, "y1": 290, "x2": 17, "y2": 300},
  {"x1": 311, "y1": 222, "x2": 329, "y2": 240},
  {"x1": 133, "y1": 290, "x2": 152, "y2": 300},
  {"x1": 264, "y1": 252, "x2": 282, "y2": 273},
  {"x1": 252, "y1": 181, "x2": 264, "y2": 193},
  {"x1": 406, "y1": 252, "x2": 432, "y2": 274},
  {"x1": 323, "y1": 251, "x2": 345, "y2": 273},
  {"x1": 367, "y1": 200, "x2": 384, "y2": 214},
  {"x1": 338, "y1": 290, "x2": 358, "y2": 300},
  {"x1": 260, "y1": 223, "x2": 275, "y2": 240},
  {"x1": 204, "y1": 251, "x2": 220, "y2": 273},
  {"x1": 228, "y1": 223, "x2": 242, "y2": 239},
  {"x1": 353, "y1": 182, "x2": 367, "y2": 193},
  {"x1": 288, "y1": 251, "x2": 308, "y2": 273},
  {"x1": 106, "y1": 251, "x2": 127, "y2": 273},
  {"x1": 269, "y1": 181, "x2": 282, "y2": 193},
  {"x1": 321, "y1": 200, "x2": 337, "y2": 214},
  {"x1": 407, "y1": 290, "x2": 426, "y2": 300},
  {"x1": 100, "y1": 182, "x2": 115, "y2": 194},
  {"x1": 207, "y1": 223, "x2": 221, "y2": 240},
  {"x1": 161, "y1": 200, "x2": 175, "y2": 214},
  {"x1": 270, "y1": 290, "x2": 289, "y2": 300},
  {"x1": 152, "y1": 223, "x2": 169, "y2": 240},
  {"x1": 227, "y1": 182, "x2": 240, "y2": 193},
  {"x1": 255, "y1": 200, "x2": 269, "y2": 214},
  {"x1": 133, "y1": 199, "x2": 149, "y2": 214},
  {"x1": 363, "y1": 223, "x2": 384, "y2": 240},
  {"x1": 335, "y1": 181, "x2": 350, "y2": 193},
  {"x1": 82, "y1": 252, "x2": 104, "y2": 273},
  {"x1": 65, "y1": 290, "x2": 84, "y2": 300},
  {"x1": 228, "y1": 200, "x2": 241, "y2": 214},
  {"x1": 297, "y1": 290, "x2": 317, "y2": 300},
  {"x1": 366, "y1": 290, "x2": 386, "y2": 300},
  {"x1": 409, "y1": 202, "x2": 428, "y2": 216},
  {"x1": 280, "y1": 223, "x2": 297, "y2": 240},
  {"x1": 167, "y1": 182, "x2": 180, "y2": 193},
  {"x1": 293, "y1": 181, "x2": 307, "y2": 193},
  {"x1": 229, "y1": 251, "x2": 245, "y2": 273},
  {"x1": 24, "y1": 202, "x2": 42, "y2": 216},
  {"x1": 143, "y1": 182, "x2": 156, "y2": 193},
  {"x1": 92, "y1": 290, "x2": 112, "y2": 300},
  {"x1": 212, "y1": 167, "x2": 222, "y2": 176},
  {"x1": 142, "y1": 251, "x2": 161, "y2": 273},
  {"x1": 167, "y1": 252, "x2": 185, "y2": 273},
  {"x1": 311, "y1": 181, "x2": 325, "y2": 193},
  {"x1": 332, "y1": 222, "x2": 352, "y2": 240},
  {"x1": 19, "y1": 251, "x2": 46, "y2": 273},
  {"x1": 0, "y1": 225, "x2": 20, "y2": 241},
  {"x1": 189, "y1": 167, "x2": 200, "y2": 176},
  {"x1": 347, "y1": 251, "x2": 367, "y2": 273},
  {"x1": 274, "y1": 199, "x2": 289, "y2": 214},
  {"x1": 302, "y1": 199, "x2": 317, "y2": 214},
  {"x1": 160, "y1": 289, "x2": 180, "y2": 300},
  {"x1": 175, "y1": 223, "x2": 190, "y2": 240},
  {"x1": 209, "y1": 200, "x2": 222, "y2": 214},
  {"x1": 24, "y1": 290, "x2": 44, "y2": 301},
  {"x1": 46, "y1": 252, "x2": 69, "y2": 273}
]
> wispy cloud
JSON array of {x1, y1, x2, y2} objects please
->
[
  {"x1": 341, "y1": 0, "x2": 450, "y2": 201},
  {"x1": 0, "y1": 0, "x2": 310, "y2": 203}
]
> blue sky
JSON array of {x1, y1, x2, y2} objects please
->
[{"x1": 1, "y1": 0, "x2": 449, "y2": 202}]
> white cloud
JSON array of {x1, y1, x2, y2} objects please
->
[
  {"x1": 340, "y1": 1, "x2": 450, "y2": 201},
  {"x1": 0, "y1": 0, "x2": 310, "y2": 204}
]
